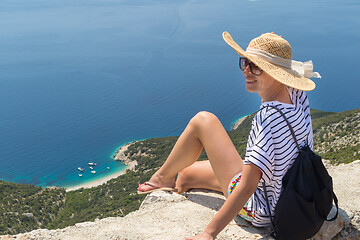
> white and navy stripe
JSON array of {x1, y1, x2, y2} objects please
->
[{"x1": 244, "y1": 87, "x2": 313, "y2": 227}]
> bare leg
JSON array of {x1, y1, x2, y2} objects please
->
[
  {"x1": 176, "y1": 160, "x2": 222, "y2": 193},
  {"x1": 138, "y1": 111, "x2": 243, "y2": 196}
]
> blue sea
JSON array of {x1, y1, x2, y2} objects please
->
[{"x1": 1, "y1": 0, "x2": 359, "y2": 188}]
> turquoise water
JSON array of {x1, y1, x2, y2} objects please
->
[{"x1": 0, "y1": 0, "x2": 359, "y2": 188}]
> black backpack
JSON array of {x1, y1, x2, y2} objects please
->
[{"x1": 261, "y1": 106, "x2": 338, "y2": 240}]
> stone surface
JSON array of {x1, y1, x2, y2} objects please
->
[
  {"x1": 1, "y1": 161, "x2": 360, "y2": 240},
  {"x1": 0, "y1": 190, "x2": 352, "y2": 240},
  {"x1": 311, "y1": 207, "x2": 350, "y2": 240}
]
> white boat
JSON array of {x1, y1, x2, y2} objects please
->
[
  {"x1": 78, "y1": 174, "x2": 83, "y2": 177},
  {"x1": 88, "y1": 162, "x2": 97, "y2": 166},
  {"x1": 78, "y1": 167, "x2": 84, "y2": 172},
  {"x1": 107, "y1": 167, "x2": 110, "y2": 170},
  {"x1": 91, "y1": 171, "x2": 96, "y2": 174},
  {"x1": 90, "y1": 166, "x2": 93, "y2": 170}
]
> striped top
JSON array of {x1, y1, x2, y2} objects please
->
[{"x1": 244, "y1": 87, "x2": 313, "y2": 227}]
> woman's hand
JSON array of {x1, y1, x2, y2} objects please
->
[{"x1": 184, "y1": 232, "x2": 214, "y2": 240}]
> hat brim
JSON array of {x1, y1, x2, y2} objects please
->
[{"x1": 222, "y1": 32, "x2": 315, "y2": 91}]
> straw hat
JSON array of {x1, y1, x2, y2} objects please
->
[{"x1": 222, "y1": 32, "x2": 320, "y2": 91}]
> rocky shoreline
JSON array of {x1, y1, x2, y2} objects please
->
[{"x1": 112, "y1": 142, "x2": 138, "y2": 170}]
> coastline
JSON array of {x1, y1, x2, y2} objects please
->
[
  {"x1": 232, "y1": 115, "x2": 249, "y2": 130},
  {"x1": 112, "y1": 142, "x2": 138, "y2": 165},
  {"x1": 62, "y1": 116, "x2": 246, "y2": 192},
  {"x1": 50, "y1": 116, "x2": 245, "y2": 193},
  {"x1": 65, "y1": 142, "x2": 138, "y2": 192}
]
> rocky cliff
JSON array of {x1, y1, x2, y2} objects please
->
[{"x1": 2, "y1": 160, "x2": 359, "y2": 240}]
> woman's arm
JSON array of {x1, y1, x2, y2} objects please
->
[{"x1": 185, "y1": 163, "x2": 262, "y2": 240}]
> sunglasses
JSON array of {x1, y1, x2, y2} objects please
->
[{"x1": 239, "y1": 57, "x2": 263, "y2": 76}]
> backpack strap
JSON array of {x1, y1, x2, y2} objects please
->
[
  {"x1": 262, "y1": 181, "x2": 278, "y2": 239},
  {"x1": 327, "y1": 191, "x2": 339, "y2": 221}
]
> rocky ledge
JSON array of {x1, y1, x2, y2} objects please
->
[{"x1": 1, "y1": 160, "x2": 359, "y2": 240}]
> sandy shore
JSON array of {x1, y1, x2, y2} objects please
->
[
  {"x1": 65, "y1": 161, "x2": 137, "y2": 192},
  {"x1": 65, "y1": 143, "x2": 137, "y2": 192}
]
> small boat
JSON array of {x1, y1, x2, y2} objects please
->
[
  {"x1": 78, "y1": 174, "x2": 83, "y2": 177},
  {"x1": 91, "y1": 170, "x2": 96, "y2": 174},
  {"x1": 107, "y1": 167, "x2": 110, "y2": 170},
  {"x1": 88, "y1": 162, "x2": 97, "y2": 166},
  {"x1": 78, "y1": 167, "x2": 84, "y2": 172},
  {"x1": 90, "y1": 166, "x2": 93, "y2": 170}
]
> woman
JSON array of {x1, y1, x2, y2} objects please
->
[{"x1": 137, "y1": 32, "x2": 321, "y2": 240}]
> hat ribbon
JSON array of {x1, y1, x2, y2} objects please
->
[{"x1": 246, "y1": 48, "x2": 321, "y2": 79}]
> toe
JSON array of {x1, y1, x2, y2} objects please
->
[{"x1": 137, "y1": 182, "x2": 159, "y2": 193}]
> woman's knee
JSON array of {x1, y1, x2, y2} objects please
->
[{"x1": 189, "y1": 111, "x2": 220, "y2": 131}]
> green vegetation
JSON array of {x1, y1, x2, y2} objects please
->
[
  {"x1": 0, "y1": 182, "x2": 65, "y2": 234},
  {"x1": 0, "y1": 137, "x2": 179, "y2": 235},
  {"x1": 311, "y1": 108, "x2": 360, "y2": 164},
  {"x1": 1, "y1": 108, "x2": 359, "y2": 235},
  {"x1": 49, "y1": 136, "x2": 179, "y2": 229}
]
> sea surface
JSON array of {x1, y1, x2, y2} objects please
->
[{"x1": 1, "y1": 0, "x2": 359, "y2": 188}]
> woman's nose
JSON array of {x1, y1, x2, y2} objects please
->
[{"x1": 243, "y1": 64, "x2": 252, "y2": 74}]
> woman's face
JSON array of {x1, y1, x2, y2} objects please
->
[{"x1": 242, "y1": 61, "x2": 284, "y2": 101}]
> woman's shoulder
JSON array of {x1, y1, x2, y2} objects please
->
[{"x1": 252, "y1": 104, "x2": 281, "y2": 128}]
